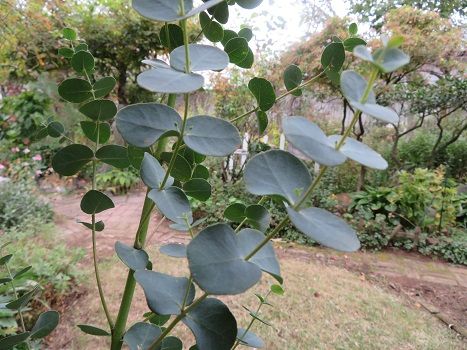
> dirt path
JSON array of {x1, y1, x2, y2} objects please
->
[{"x1": 50, "y1": 191, "x2": 467, "y2": 338}]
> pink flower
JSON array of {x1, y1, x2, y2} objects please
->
[
  {"x1": 32, "y1": 154, "x2": 42, "y2": 161},
  {"x1": 0, "y1": 164, "x2": 5, "y2": 170},
  {"x1": 35, "y1": 170, "x2": 43, "y2": 176},
  {"x1": 11, "y1": 147, "x2": 19, "y2": 153}
]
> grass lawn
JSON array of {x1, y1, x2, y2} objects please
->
[{"x1": 52, "y1": 251, "x2": 466, "y2": 350}]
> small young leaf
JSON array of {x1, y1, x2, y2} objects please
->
[
  {"x1": 52, "y1": 144, "x2": 94, "y2": 176},
  {"x1": 77, "y1": 324, "x2": 110, "y2": 336},
  {"x1": 47, "y1": 121, "x2": 65, "y2": 138},
  {"x1": 0, "y1": 254, "x2": 13, "y2": 266},
  {"x1": 79, "y1": 99, "x2": 117, "y2": 121},
  {"x1": 79, "y1": 221, "x2": 105, "y2": 231},
  {"x1": 283, "y1": 64, "x2": 303, "y2": 96},
  {"x1": 58, "y1": 78, "x2": 93, "y2": 103},
  {"x1": 270, "y1": 284, "x2": 284, "y2": 296},
  {"x1": 71, "y1": 50, "x2": 95, "y2": 74},
  {"x1": 80, "y1": 190, "x2": 115, "y2": 215},
  {"x1": 238, "y1": 27, "x2": 253, "y2": 41},
  {"x1": 0, "y1": 332, "x2": 31, "y2": 349},
  {"x1": 256, "y1": 110, "x2": 268, "y2": 135},
  {"x1": 58, "y1": 47, "x2": 74, "y2": 58},
  {"x1": 93, "y1": 77, "x2": 116, "y2": 98},
  {"x1": 348, "y1": 22, "x2": 358, "y2": 35},
  {"x1": 63, "y1": 27, "x2": 77, "y2": 40},
  {"x1": 30, "y1": 311, "x2": 60, "y2": 339},
  {"x1": 96, "y1": 145, "x2": 130, "y2": 169},
  {"x1": 13, "y1": 266, "x2": 32, "y2": 280},
  {"x1": 248, "y1": 77, "x2": 276, "y2": 111},
  {"x1": 183, "y1": 178, "x2": 211, "y2": 201}
]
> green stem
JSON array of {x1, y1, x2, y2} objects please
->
[
  {"x1": 110, "y1": 192, "x2": 154, "y2": 350},
  {"x1": 148, "y1": 293, "x2": 209, "y2": 350},
  {"x1": 230, "y1": 70, "x2": 326, "y2": 123},
  {"x1": 232, "y1": 291, "x2": 271, "y2": 350}
]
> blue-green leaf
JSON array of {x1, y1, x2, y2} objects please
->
[
  {"x1": 123, "y1": 322, "x2": 161, "y2": 350},
  {"x1": 140, "y1": 153, "x2": 173, "y2": 189},
  {"x1": 135, "y1": 270, "x2": 195, "y2": 315},
  {"x1": 170, "y1": 44, "x2": 229, "y2": 72},
  {"x1": 148, "y1": 187, "x2": 192, "y2": 225},
  {"x1": 187, "y1": 224, "x2": 262, "y2": 295},
  {"x1": 115, "y1": 242, "x2": 149, "y2": 271},
  {"x1": 116, "y1": 103, "x2": 182, "y2": 148}
]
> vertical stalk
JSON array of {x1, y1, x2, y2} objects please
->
[{"x1": 110, "y1": 94, "x2": 177, "y2": 350}]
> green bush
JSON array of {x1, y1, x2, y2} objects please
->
[
  {"x1": 96, "y1": 167, "x2": 141, "y2": 195},
  {"x1": 0, "y1": 180, "x2": 53, "y2": 231}
]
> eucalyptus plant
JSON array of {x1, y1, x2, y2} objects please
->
[
  {"x1": 0, "y1": 244, "x2": 60, "y2": 349},
  {"x1": 16, "y1": 1, "x2": 409, "y2": 349}
]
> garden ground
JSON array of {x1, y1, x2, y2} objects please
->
[{"x1": 46, "y1": 191, "x2": 466, "y2": 349}]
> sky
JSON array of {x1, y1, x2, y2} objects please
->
[{"x1": 225, "y1": 0, "x2": 352, "y2": 53}]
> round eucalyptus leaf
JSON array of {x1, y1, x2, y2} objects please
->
[
  {"x1": 183, "y1": 179, "x2": 211, "y2": 201},
  {"x1": 52, "y1": 144, "x2": 94, "y2": 176},
  {"x1": 75, "y1": 43, "x2": 88, "y2": 52},
  {"x1": 283, "y1": 64, "x2": 303, "y2": 96},
  {"x1": 160, "y1": 243, "x2": 187, "y2": 258},
  {"x1": 79, "y1": 99, "x2": 117, "y2": 121},
  {"x1": 286, "y1": 206, "x2": 360, "y2": 252},
  {"x1": 353, "y1": 45, "x2": 374, "y2": 63},
  {"x1": 93, "y1": 77, "x2": 116, "y2": 98},
  {"x1": 349, "y1": 22, "x2": 358, "y2": 35},
  {"x1": 142, "y1": 59, "x2": 171, "y2": 69},
  {"x1": 321, "y1": 42, "x2": 345, "y2": 72},
  {"x1": 133, "y1": 0, "x2": 224, "y2": 21},
  {"x1": 283, "y1": 116, "x2": 346, "y2": 166},
  {"x1": 115, "y1": 241, "x2": 149, "y2": 271},
  {"x1": 71, "y1": 50, "x2": 95, "y2": 74},
  {"x1": 224, "y1": 37, "x2": 249, "y2": 65},
  {"x1": 236, "y1": 47, "x2": 254, "y2": 69},
  {"x1": 184, "y1": 116, "x2": 241, "y2": 156},
  {"x1": 134, "y1": 270, "x2": 195, "y2": 315},
  {"x1": 192, "y1": 164, "x2": 209, "y2": 180},
  {"x1": 148, "y1": 187, "x2": 192, "y2": 225},
  {"x1": 237, "y1": 228, "x2": 281, "y2": 283},
  {"x1": 116, "y1": 103, "x2": 182, "y2": 148},
  {"x1": 221, "y1": 30, "x2": 238, "y2": 46},
  {"x1": 199, "y1": 12, "x2": 224, "y2": 43},
  {"x1": 78, "y1": 324, "x2": 110, "y2": 336},
  {"x1": 138, "y1": 67, "x2": 204, "y2": 94},
  {"x1": 224, "y1": 203, "x2": 246, "y2": 222},
  {"x1": 128, "y1": 146, "x2": 148, "y2": 169},
  {"x1": 160, "y1": 23, "x2": 184, "y2": 51},
  {"x1": 182, "y1": 298, "x2": 237, "y2": 350},
  {"x1": 0, "y1": 332, "x2": 31, "y2": 349},
  {"x1": 161, "y1": 336, "x2": 183, "y2": 350},
  {"x1": 80, "y1": 121, "x2": 111, "y2": 144},
  {"x1": 47, "y1": 121, "x2": 65, "y2": 138},
  {"x1": 373, "y1": 47, "x2": 410, "y2": 73},
  {"x1": 206, "y1": 0, "x2": 229, "y2": 23},
  {"x1": 169, "y1": 154, "x2": 192, "y2": 182},
  {"x1": 58, "y1": 48, "x2": 74, "y2": 58},
  {"x1": 140, "y1": 153, "x2": 173, "y2": 189},
  {"x1": 328, "y1": 135, "x2": 388, "y2": 170},
  {"x1": 236, "y1": 0, "x2": 263, "y2": 9},
  {"x1": 253, "y1": 112, "x2": 268, "y2": 138},
  {"x1": 96, "y1": 145, "x2": 129, "y2": 169},
  {"x1": 248, "y1": 77, "x2": 276, "y2": 111},
  {"x1": 171, "y1": 44, "x2": 229, "y2": 72},
  {"x1": 244, "y1": 150, "x2": 312, "y2": 205},
  {"x1": 343, "y1": 37, "x2": 366, "y2": 52},
  {"x1": 79, "y1": 220, "x2": 105, "y2": 231},
  {"x1": 238, "y1": 27, "x2": 253, "y2": 41},
  {"x1": 187, "y1": 224, "x2": 262, "y2": 295},
  {"x1": 63, "y1": 27, "x2": 77, "y2": 40},
  {"x1": 123, "y1": 322, "x2": 161, "y2": 350},
  {"x1": 58, "y1": 78, "x2": 93, "y2": 103},
  {"x1": 340, "y1": 70, "x2": 375, "y2": 104},
  {"x1": 30, "y1": 311, "x2": 59, "y2": 339},
  {"x1": 245, "y1": 205, "x2": 270, "y2": 232},
  {"x1": 237, "y1": 328, "x2": 265, "y2": 348},
  {"x1": 352, "y1": 102, "x2": 399, "y2": 124},
  {"x1": 80, "y1": 190, "x2": 115, "y2": 215}
]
